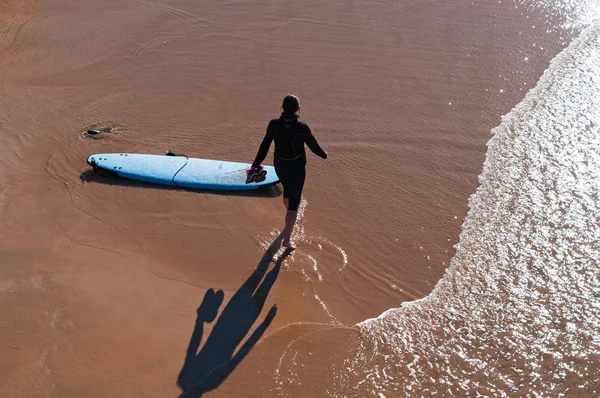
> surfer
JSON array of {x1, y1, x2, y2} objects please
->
[{"x1": 251, "y1": 94, "x2": 328, "y2": 250}]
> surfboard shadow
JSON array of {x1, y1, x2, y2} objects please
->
[
  {"x1": 176, "y1": 236, "x2": 292, "y2": 397},
  {"x1": 79, "y1": 169, "x2": 282, "y2": 198}
]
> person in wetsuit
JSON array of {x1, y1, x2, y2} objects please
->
[{"x1": 251, "y1": 94, "x2": 328, "y2": 249}]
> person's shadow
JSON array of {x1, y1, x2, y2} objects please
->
[{"x1": 177, "y1": 235, "x2": 291, "y2": 397}]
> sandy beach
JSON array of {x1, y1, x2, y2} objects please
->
[{"x1": 2, "y1": 0, "x2": 596, "y2": 396}]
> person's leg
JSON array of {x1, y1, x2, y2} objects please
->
[
  {"x1": 282, "y1": 210, "x2": 298, "y2": 249},
  {"x1": 282, "y1": 167, "x2": 305, "y2": 249},
  {"x1": 275, "y1": 161, "x2": 290, "y2": 211}
]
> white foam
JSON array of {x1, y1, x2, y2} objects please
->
[
  {"x1": 518, "y1": 0, "x2": 600, "y2": 30},
  {"x1": 351, "y1": 18, "x2": 600, "y2": 397}
]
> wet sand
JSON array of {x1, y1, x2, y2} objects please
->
[{"x1": 0, "y1": 0, "x2": 570, "y2": 396}]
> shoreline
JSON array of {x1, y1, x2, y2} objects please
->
[{"x1": 0, "y1": 0, "x2": 577, "y2": 396}]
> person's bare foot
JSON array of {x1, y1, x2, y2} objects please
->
[{"x1": 282, "y1": 240, "x2": 296, "y2": 250}]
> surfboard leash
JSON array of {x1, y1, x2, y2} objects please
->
[{"x1": 166, "y1": 151, "x2": 190, "y2": 188}]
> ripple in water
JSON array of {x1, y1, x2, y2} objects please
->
[
  {"x1": 340, "y1": 18, "x2": 600, "y2": 398},
  {"x1": 259, "y1": 199, "x2": 349, "y2": 324},
  {"x1": 258, "y1": 199, "x2": 348, "y2": 283}
]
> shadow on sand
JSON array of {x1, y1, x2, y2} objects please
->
[
  {"x1": 80, "y1": 169, "x2": 282, "y2": 198},
  {"x1": 176, "y1": 235, "x2": 292, "y2": 397}
]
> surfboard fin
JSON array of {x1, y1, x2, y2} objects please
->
[
  {"x1": 165, "y1": 150, "x2": 188, "y2": 158},
  {"x1": 88, "y1": 159, "x2": 99, "y2": 174}
]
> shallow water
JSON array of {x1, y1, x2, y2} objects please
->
[
  {"x1": 336, "y1": 2, "x2": 600, "y2": 396},
  {"x1": 1, "y1": 0, "x2": 596, "y2": 396}
]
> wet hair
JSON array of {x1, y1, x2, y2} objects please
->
[{"x1": 282, "y1": 94, "x2": 300, "y2": 114}]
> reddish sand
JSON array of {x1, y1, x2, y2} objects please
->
[{"x1": 0, "y1": 0, "x2": 568, "y2": 396}]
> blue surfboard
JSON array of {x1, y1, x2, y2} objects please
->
[{"x1": 87, "y1": 153, "x2": 279, "y2": 190}]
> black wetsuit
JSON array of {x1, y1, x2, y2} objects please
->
[{"x1": 252, "y1": 113, "x2": 327, "y2": 211}]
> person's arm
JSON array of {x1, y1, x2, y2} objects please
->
[
  {"x1": 251, "y1": 122, "x2": 275, "y2": 168},
  {"x1": 305, "y1": 126, "x2": 328, "y2": 159}
]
